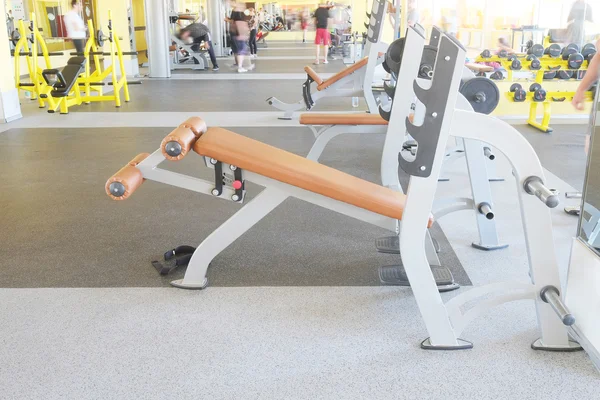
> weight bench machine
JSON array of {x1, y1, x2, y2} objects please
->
[
  {"x1": 170, "y1": 36, "x2": 209, "y2": 71},
  {"x1": 40, "y1": 57, "x2": 87, "y2": 114},
  {"x1": 266, "y1": 0, "x2": 389, "y2": 120},
  {"x1": 106, "y1": 27, "x2": 597, "y2": 358}
]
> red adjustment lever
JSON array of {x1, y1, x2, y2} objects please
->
[{"x1": 232, "y1": 180, "x2": 243, "y2": 190}]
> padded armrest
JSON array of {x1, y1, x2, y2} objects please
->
[{"x1": 317, "y1": 57, "x2": 369, "y2": 91}]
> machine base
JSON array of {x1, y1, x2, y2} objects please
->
[
  {"x1": 421, "y1": 338, "x2": 474, "y2": 350},
  {"x1": 376, "y1": 235, "x2": 440, "y2": 254},
  {"x1": 471, "y1": 242, "x2": 509, "y2": 251},
  {"x1": 379, "y1": 265, "x2": 460, "y2": 292},
  {"x1": 531, "y1": 339, "x2": 583, "y2": 352},
  {"x1": 170, "y1": 278, "x2": 209, "y2": 290}
]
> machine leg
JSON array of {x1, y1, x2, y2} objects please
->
[{"x1": 171, "y1": 188, "x2": 289, "y2": 289}]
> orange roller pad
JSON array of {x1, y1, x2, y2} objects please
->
[
  {"x1": 161, "y1": 126, "x2": 199, "y2": 161},
  {"x1": 105, "y1": 153, "x2": 149, "y2": 200},
  {"x1": 179, "y1": 117, "x2": 207, "y2": 136}
]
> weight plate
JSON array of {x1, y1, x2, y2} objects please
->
[
  {"x1": 510, "y1": 83, "x2": 523, "y2": 92},
  {"x1": 557, "y1": 70, "x2": 574, "y2": 79},
  {"x1": 385, "y1": 37, "x2": 405, "y2": 76},
  {"x1": 548, "y1": 44, "x2": 561, "y2": 58},
  {"x1": 526, "y1": 54, "x2": 537, "y2": 61},
  {"x1": 567, "y1": 53, "x2": 584, "y2": 69},
  {"x1": 459, "y1": 77, "x2": 500, "y2": 115},
  {"x1": 531, "y1": 44, "x2": 544, "y2": 58},
  {"x1": 530, "y1": 59, "x2": 541, "y2": 70},
  {"x1": 418, "y1": 45, "x2": 437, "y2": 80},
  {"x1": 566, "y1": 43, "x2": 580, "y2": 52},
  {"x1": 510, "y1": 59, "x2": 522, "y2": 70},
  {"x1": 96, "y1": 29, "x2": 105, "y2": 47},
  {"x1": 480, "y1": 49, "x2": 491, "y2": 58},
  {"x1": 586, "y1": 51, "x2": 596, "y2": 63},
  {"x1": 10, "y1": 30, "x2": 21, "y2": 45},
  {"x1": 507, "y1": 54, "x2": 517, "y2": 61},
  {"x1": 529, "y1": 83, "x2": 542, "y2": 92},
  {"x1": 543, "y1": 71, "x2": 557, "y2": 80},
  {"x1": 498, "y1": 49, "x2": 508, "y2": 58},
  {"x1": 382, "y1": 59, "x2": 391, "y2": 74},
  {"x1": 514, "y1": 89, "x2": 527, "y2": 102}
]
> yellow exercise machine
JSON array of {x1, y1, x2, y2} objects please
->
[
  {"x1": 71, "y1": 10, "x2": 141, "y2": 108},
  {"x1": 12, "y1": 14, "x2": 66, "y2": 108}
]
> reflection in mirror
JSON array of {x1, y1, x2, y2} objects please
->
[{"x1": 579, "y1": 94, "x2": 600, "y2": 251}]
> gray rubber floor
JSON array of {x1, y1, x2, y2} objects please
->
[
  {"x1": 519, "y1": 123, "x2": 588, "y2": 191},
  {"x1": 0, "y1": 126, "x2": 468, "y2": 288},
  {"x1": 172, "y1": 57, "x2": 346, "y2": 74},
  {"x1": 68, "y1": 79, "x2": 368, "y2": 113}
]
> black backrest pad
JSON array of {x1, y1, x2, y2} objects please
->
[{"x1": 52, "y1": 57, "x2": 87, "y2": 95}]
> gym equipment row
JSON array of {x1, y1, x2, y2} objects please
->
[
  {"x1": 266, "y1": 0, "x2": 390, "y2": 119},
  {"x1": 506, "y1": 82, "x2": 596, "y2": 133},
  {"x1": 12, "y1": 12, "x2": 140, "y2": 114},
  {"x1": 105, "y1": 27, "x2": 600, "y2": 361}
]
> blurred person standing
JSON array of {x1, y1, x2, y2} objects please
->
[
  {"x1": 64, "y1": 0, "x2": 87, "y2": 54},
  {"x1": 567, "y1": 0, "x2": 593, "y2": 45},
  {"x1": 313, "y1": 2, "x2": 331, "y2": 64},
  {"x1": 248, "y1": 8, "x2": 258, "y2": 58}
]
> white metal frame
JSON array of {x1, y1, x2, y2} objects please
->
[
  {"x1": 266, "y1": 0, "x2": 389, "y2": 119},
  {"x1": 116, "y1": 27, "x2": 580, "y2": 353}
]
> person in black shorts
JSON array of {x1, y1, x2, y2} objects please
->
[{"x1": 178, "y1": 22, "x2": 219, "y2": 71}]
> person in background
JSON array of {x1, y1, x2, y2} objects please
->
[
  {"x1": 231, "y1": 2, "x2": 253, "y2": 73},
  {"x1": 313, "y1": 2, "x2": 331, "y2": 64},
  {"x1": 497, "y1": 37, "x2": 515, "y2": 55},
  {"x1": 407, "y1": 0, "x2": 420, "y2": 27},
  {"x1": 441, "y1": 9, "x2": 458, "y2": 37},
  {"x1": 573, "y1": 38, "x2": 599, "y2": 111},
  {"x1": 567, "y1": 0, "x2": 593, "y2": 45},
  {"x1": 178, "y1": 22, "x2": 220, "y2": 71},
  {"x1": 6, "y1": 9, "x2": 14, "y2": 38},
  {"x1": 248, "y1": 8, "x2": 258, "y2": 59},
  {"x1": 64, "y1": 0, "x2": 86, "y2": 54},
  {"x1": 300, "y1": 10, "x2": 308, "y2": 43}
]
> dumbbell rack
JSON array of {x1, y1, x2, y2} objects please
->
[{"x1": 507, "y1": 82, "x2": 596, "y2": 133}]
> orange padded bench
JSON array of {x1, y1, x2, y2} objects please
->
[
  {"x1": 304, "y1": 57, "x2": 370, "y2": 91},
  {"x1": 300, "y1": 113, "x2": 388, "y2": 126},
  {"x1": 192, "y1": 127, "x2": 429, "y2": 225}
]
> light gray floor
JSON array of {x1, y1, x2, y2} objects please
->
[{"x1": 0, "y1": 42, "x2": 598, "y2": 399}]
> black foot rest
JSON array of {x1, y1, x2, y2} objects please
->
[
  {"x1": 151, "y1": 245, "x2": 196, "y2": 275},
  {"x1": 375, "y1": 235, "x2": 440, "y2": 254},
  {"x1": 379, "y1": 265, "x2": 459, "y2": 292}
]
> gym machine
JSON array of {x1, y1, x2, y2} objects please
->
[
  {"x1": 168, "y1": 13, "x2": 209, "y2": 70},
  {"x1": 12, "y1": 15, "x2": 65, "y2": 108},
  {"x1": 266, "y1": 0, "x2": 390, "y2": 119},
  {"x1": 105, "y1": 27, "x2": 600, "y2": 362}
]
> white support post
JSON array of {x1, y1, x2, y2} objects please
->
[{"x1": 144, "y1": 0, "x2": 171, "y2": 78}]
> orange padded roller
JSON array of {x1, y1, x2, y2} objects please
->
[
  {"x1": 179, "y1": 117, "x2": 207, "y2": 136},
  {"x1": 160, "y1": 126, "x2": 201, "y2": 161},
  {"x1": 105, "y1": 153, "x2": 150, "y2": 200}
]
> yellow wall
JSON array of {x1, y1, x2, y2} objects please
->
[
  {"x1": 132, "y1": 0, "x2": 148, "y2": 63},
  {"x1": 95, "y1": 0, "x2": 131, "y2": 52}
]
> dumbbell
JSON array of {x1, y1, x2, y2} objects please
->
[
  {"x1": 498, "y1": 49, "x2": 509, "y2": 58},
  {"x1": 530, "y1": 83, "x2": 547, "y2": 102},
  {"x1": 528, "y1": 44, "x2": 544, "y2": 58},
  {"x1": 480, "y1": 49, "x2": 492, "y2": 58},
  {"x1": 545, "y1": 43, "x2": 561, "y2": 58},
  {"x1": 510, "y1": 58, "x2": 522, "y2": 70},
  {"x1": 530, "y1": 58, "x2": 541, "y2": 70},
  {"x1": 567, "y1": 53, "x2": 584, "y2": 69},
  {"x1": 510, "y1": 83, "x2": 527, "y2": 102},
  {"x1": 489, "y1": 70, "x2": 504, "y2": 80},
  {"x1": 557, "y1": 70, "x2": 574, "y2": 80},
  {"x1": 582, "y1": 44, "x2": 596, "y2": 63},
  {"x1": 543, "y1": 69, "x2": 558, "y2": 80}
]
